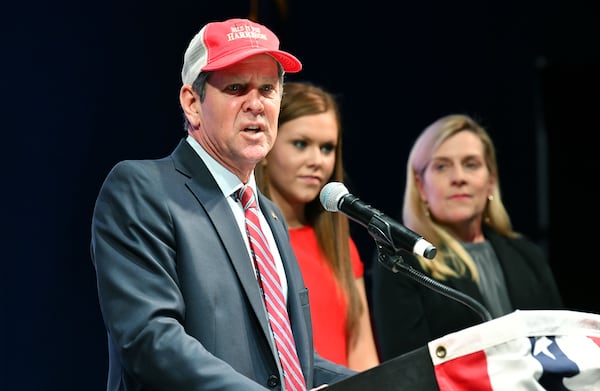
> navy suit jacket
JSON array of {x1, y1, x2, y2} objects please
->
[
  {"x1": 371, "y1": 227, "x2": 563, "y2": 361},
  {"x1": 91, "y1": 139, "x2": 355, "y2": 390}
]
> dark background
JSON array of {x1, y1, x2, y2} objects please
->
[{"x1": 3, "y1": 1, "x2": 599, "y2": 389}]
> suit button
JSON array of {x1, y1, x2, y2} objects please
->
[{"x1": 267, "y1": 374, "x2": 280, "y2": 387}]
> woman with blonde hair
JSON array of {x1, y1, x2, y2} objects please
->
[{"x1": 371, "y1": 113, "x2": 562, "y2": 360}]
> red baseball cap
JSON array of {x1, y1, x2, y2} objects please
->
[{"x1": 181, "y1": 18, "x2": 302, "y2": 85}]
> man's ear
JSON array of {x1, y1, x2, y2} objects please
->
[{"x1": 180, "y1": 85, "x2": 200, "y2": 125}]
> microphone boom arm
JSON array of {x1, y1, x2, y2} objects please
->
[{"x1": 375, "y1": 241, "x2": 492, "y2": 323}]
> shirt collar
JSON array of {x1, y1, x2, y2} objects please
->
[{"x1": 185, "y1": 135, "x2": 258, "y2": 200}]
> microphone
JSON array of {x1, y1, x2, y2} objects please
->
[{"x1": 320, "y1": 182, "x2": 437, "y2": 260}]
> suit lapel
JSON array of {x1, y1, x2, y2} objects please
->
[{"x1": 170, "y1": 140, "x2": 274, "y2": 347}]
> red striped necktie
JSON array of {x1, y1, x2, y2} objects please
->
[{"x1": 237, "y1": 185, "x2": 306, "y2": 391}]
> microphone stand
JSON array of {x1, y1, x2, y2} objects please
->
[{"x1": 375, "y1": 241, "x2": 492, "y2": 322}]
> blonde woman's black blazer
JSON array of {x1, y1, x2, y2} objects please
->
[{"x1": 370, "y1": 226, "x2": 563, "y2": 361}]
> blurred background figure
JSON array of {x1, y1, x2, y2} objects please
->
[
  {"x1": 370, "y1": 113, "x2": 563, "y2": 360},
  {"x1": 256, "y1": 81, "x2": 380, "y2": 371}
]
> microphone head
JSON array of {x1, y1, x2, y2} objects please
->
[{"x1": 319, "y1": 182, "x2": 349, "y2": 212}]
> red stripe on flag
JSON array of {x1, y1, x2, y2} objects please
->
[{"x1": 434, "y1": 350, "x2": 494, "y2": 391}]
